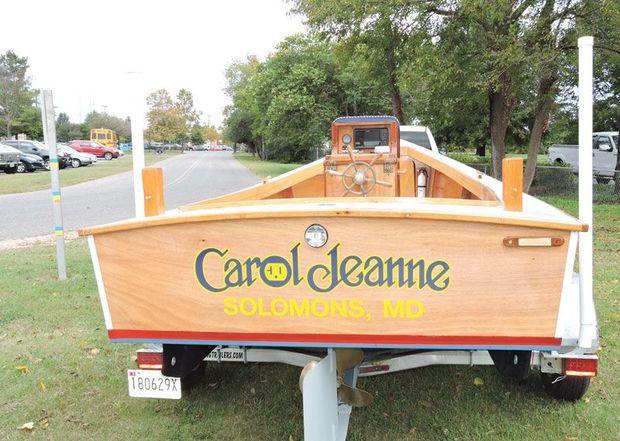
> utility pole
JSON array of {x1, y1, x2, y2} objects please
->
[
  {"x1": 40, "y1": 90, "x2": 67, "y2": 280},
  {"x1": 128, "y1": 72, "x2": 146, "y2": 218}
]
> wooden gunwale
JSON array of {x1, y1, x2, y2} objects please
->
[
  {"x1": 181, "y1": 145, "x2": 500, "y2": 210},
  {"x1": 78, "y1": 198, "x2": 586, "y2": 236},
  {"x1": 182, "y1": 158, "x2": 325, "y2": 208},
  {"x1": 400, "y1": 145, "x2": 498, "y2": 201}
]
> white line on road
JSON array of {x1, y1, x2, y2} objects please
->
[{"x1": 165, "y1": 153, "x2": 208, "y2": 189}]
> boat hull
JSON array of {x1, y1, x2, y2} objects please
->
[{"x1": 90, "y1": 215, "x2": 571, "y2": 350}]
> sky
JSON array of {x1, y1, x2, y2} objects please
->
[{"x1": 0, "y1": 0, "x2": 305, "y2": 127}]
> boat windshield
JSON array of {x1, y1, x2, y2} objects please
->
[{"x1": 354, "y1": 127, "x2": 389, "y2": 150}]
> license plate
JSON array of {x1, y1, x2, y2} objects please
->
[{"x1": 127, "y1": 369, "x2": 181, "y2": 399}]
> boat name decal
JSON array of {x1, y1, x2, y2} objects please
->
[{"x1": 194, "y1": 243, "x2": 450, "y2": 294}]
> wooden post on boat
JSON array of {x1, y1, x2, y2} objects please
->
[
  {"x1": 502, "y1": 158, "x2": 523, "y2": 211},
  {"x1": 142, "y1": 167, "x2": 165, "y2": 216}
]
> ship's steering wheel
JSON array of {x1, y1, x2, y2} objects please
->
[{"x1": 328, "y1": 147, "x2": 393, "y2": 196}]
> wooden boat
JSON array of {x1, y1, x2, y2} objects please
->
[
  {"x1": 80, "y1": 37, "x2": 599, "y2": 440},
  {"x1": 80, "y1": 115, "x2": 590, "y2": 353}
]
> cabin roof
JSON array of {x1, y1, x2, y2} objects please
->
[{"x1": 333, "y1": 115, "x2": 400, "y2": 125}]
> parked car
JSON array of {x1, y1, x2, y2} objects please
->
[
  {"x1": 0, "y1": 144, "x2": 21, "y2": 174},
  {"x1": 58, "y1": 144, "x2": 96, "y2": 168},
  {"x1": 399, "y1": 126, "x2": 440, "y2": 153},
  {"x1": 548, "y1": 131, "x2": 619, "y2": 183},
  {"x1": 1, "y1": 144, "x2": 44, "y2": 172},
  {"x1": 68, "y1": 140, "x2": 120, "y2": 160},
  {"x1": 3, "y1": 139, "x2": 69, "y2": 170}
]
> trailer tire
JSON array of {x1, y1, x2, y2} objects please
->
[
  {"x1": 595, "y1": 176, "x2": 611, "y2": 184},
  {"x1": 541, "y1": 373, "x2": 590, "y2": 401}
]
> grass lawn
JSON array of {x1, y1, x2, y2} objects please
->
[
  {"x1": 233, "y1": 152, "x2": 302, "y2": 179},
  {"x1": 0, "y1": 200, "x2": 618, "y2": 440},
  {"x1": 448, "y1": 152, "x2": 550, "y2": 166},
  {"x1": 0, "y1": 151, "x2": 180, "y2": 196}
]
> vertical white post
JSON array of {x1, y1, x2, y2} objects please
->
[
  {"x1": 578, "y1": 36, "x2": 595, "y2": 349},
  {"x1": 128, "y1": 72, "x2": 146, "y2": 218},
  {"x1": 40, "y1": 90, "x2": 67, "y2": 280}
]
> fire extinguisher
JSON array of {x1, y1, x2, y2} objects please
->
[{"x1": 417, "y1": 169, "x2": 428, "y2": 198}]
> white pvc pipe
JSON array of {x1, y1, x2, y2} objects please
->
[
  {"x1": 129, "y1": 72, "x2": 146, "y2": 218},
  {"x1": 578, "y1": 36, "x2": 595, "y2": 349}
]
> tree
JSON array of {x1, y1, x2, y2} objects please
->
[
  {"x1": 145, "y1": 88, "x2": 201, "y2": 144},
  {"x1": 0, "y1": 51, "x2": 34, "y2": 137},
  {"x1": 202, "y1": 125, "x2": 219, "y2": 142},
  {"x1": 83, "y1": 111, "x2": 131, "y2": 141},
  {"x1": 175, "y1": 89, "x2": 200, "y2": 128},
  {"x1": 408, "y1": 0, "x2": 596, "y2": 186},
  {"x1": 291, "y1": 0, "x2": 419, "y2": 123},
  {"x1": 190, "y1": 125, "x2": 204, "y2": 145},
  {"x1": 56, "y1": 112, "x2": 87, "y2": 142},
  {"x1": 223, "y1": 56, "x2": 262, "y2": 155},
  {"x1": 249, "y1": 35, "x2": 344, "y2": 162},
  {"x1": 13, "y1": 105, "x2": 42, "y2": 139},
  {"x1": 145, "y1": 89, "x2": 186, "y2": 143}
]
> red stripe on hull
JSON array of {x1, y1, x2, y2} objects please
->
[{"x1": 108, "y1": 329, "x2": 561, "y2": 347}]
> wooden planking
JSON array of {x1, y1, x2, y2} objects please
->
[
  {"x1": 398, "y1": 157, "x2": 416, "y2": 197},
  {"x1": 266, "y1": 187, "x2": 294, "y2": 199},
  {"x1": 401, "y1": 145, "x2": 499, "y2": 201},
  {"x1": 291, "y1": 175, "x2": 325, "y2": 198},
  {"x1": 94, "y1": 216, "x2": 570, "y2": 339},
  {"x1": 180, "y1": 158, "x2": 325, "y2": 209},
  {"x1": 78, "y1": 198, "x2": 586, "y2": 236},
  {"x1": 430, "y1": 171, "x2": 465, "y2": 199},
  {"x1": 142, "y1": 168, "x2": 165, "y2": 216},
  {"x1": 503, "y1": 158, "x2": 524, "y2": 211}
]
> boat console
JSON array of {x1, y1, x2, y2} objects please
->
[{"x1": 325, "y1": 116, "x2": 406, "y2": 197}]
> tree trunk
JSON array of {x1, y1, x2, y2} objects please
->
[
  {"x1": 489, "y1": 83, "x2": 513, "y2": 179},
  {"x1": 523, "y1": 74, "x2": 557, "y2": 193},
  {"x1": 6, "y1": 120, "x2": 11, "y2": 138},
  {"x1": 614, "y1": 110, "x2": 620, "y2": 194},
  {"x1": 385, "y1": 42, "x2": 405, "y2": 124}
]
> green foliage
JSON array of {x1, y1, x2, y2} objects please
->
[
  {"x1": 56, "y1": 112, "x2": 86, "y2": 142},
  {"x1": 190, "y1": 125, "x2": 204, "y2": 145},
  {"x1": 223, "y1": 35, "x2": 395, "y2": 162},
  {"x1": 145, "y1": 89, "x2": 201, "y2": 144},
  {"x1": 12, "y1": 105, "x2": 42, "y2": 139},
  {"x1": 83, "y1": 111, "x2": 131, "y2": 141},
  {"x1": 0, "y1": 50, "x2": 36, "y2": 138}
]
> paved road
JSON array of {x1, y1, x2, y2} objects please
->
[{"x1": 0, "y1": 152, "x2": 259, "y2": 241}]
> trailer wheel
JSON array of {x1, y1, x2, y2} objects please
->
[
  {"x1": 595, "y1": 177, "x2": 611, "y2": 184},
  {"x1": 541, "y1": 373, "x2": 590, "y2": 401}
]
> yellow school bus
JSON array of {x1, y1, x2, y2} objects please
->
[{"x1": 90, "y1": 128, "x2": 118, "y2": 148}]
